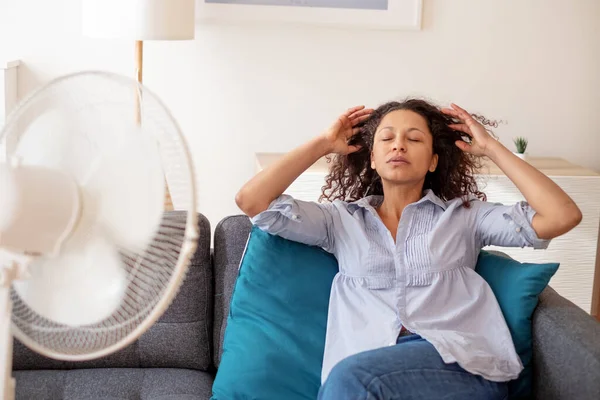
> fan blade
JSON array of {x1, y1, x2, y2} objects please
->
[
  {"x1": 12, "y1": 233, "x2": 127, "y2": 327},
  {"x1": 0, "y1": 163, "x2": 81, "y2": 257},
  {"x1": 83, "y1": 130, "x2": 165, "y2": 255},
  {"x1": 12, "y1": 106, "x2": 95, "y2": 182}
]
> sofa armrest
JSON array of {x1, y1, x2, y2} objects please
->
[{"x1": 532, "y1": 286, "x2": 600, "y2": 400}]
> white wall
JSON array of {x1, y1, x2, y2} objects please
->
[{"x1": 1, "y1": 0, "x2": 599, "y2": 232}]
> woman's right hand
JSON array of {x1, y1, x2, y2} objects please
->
[
  {"x1": 322, "y1": 105, "x2": 373, "y2": 155},
  {"x1": 236, "y1": 105, "x2": 372, "y2": 217}
]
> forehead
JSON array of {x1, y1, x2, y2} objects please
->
[{"x1": 377, "y1": 109, "x2": 429, "y2": 131}]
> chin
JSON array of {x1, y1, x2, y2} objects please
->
[{"x1": 380, "y1": 172, "x2": 424, "y2": 186}]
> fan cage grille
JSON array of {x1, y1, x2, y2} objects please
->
[{"x1": 1, "y1": 71, "x2": 198, "y2": 359}]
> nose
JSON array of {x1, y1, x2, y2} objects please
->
[{"x1": 392, "y1": 136, "x2": 407, "y2": 153}]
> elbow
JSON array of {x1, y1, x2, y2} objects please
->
[
  {"x1": 235, "y1": 188, "x2": 266, "y2": 218},
  {"x1": 535, "y1": 203, "x2": 582, "y2": 240},
  {"x1": 556, "y1": 203, "x2": 583, "y2": 235},
  {"x1": 235, "y1": 189, "x2": 245, "y2": 211},
  {"x1": 568, "y1": 205, "x2": 583, "y2": 229},
  {"x1": 235, "y1": 189, "x2": 252, "y2": 216}
]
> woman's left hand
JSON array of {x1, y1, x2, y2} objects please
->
[
  {"x1": 442, "y1": 103, "x2": 497, "y2": 157},
  {"x1": 443, "y1": 105, "x2": 582, "y2": 240}
]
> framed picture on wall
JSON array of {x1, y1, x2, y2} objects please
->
[{"x1": 196, "y1": 0, "x2": 423, "y2": 30}]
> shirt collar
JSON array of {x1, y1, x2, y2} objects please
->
[{"x1": 347, "y1": 189, "x2": 447, "y2": 214}]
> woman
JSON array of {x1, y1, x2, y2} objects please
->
[{"x1": 235, "y1": 99, "x2": 582, "y2": 399}]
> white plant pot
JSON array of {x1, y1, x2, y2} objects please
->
[{"x1": 513, "y1": 152, "x2": 528, "y2": 160}]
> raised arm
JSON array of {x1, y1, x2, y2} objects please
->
[
  {"x1": 235, "y1": 105, "x2": 372, "y2": 218},
  {"x1": 443, "y1": 103, "x2": 582, "y2": 241}
]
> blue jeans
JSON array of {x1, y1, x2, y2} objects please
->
[{"x1": 318, "y1": 334, "x2": 508, "y2": 400}]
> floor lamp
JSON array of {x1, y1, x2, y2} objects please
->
[{"x1": 82, "y1": 0, "x2": 196, "y2": 211}]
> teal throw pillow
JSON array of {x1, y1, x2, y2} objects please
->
[
  {"x1": 476, "y1": 251, "x2": 559, "y2": 399},
  {"x1": 211, "y1": 226, "x2": 338, "y2": 400}
]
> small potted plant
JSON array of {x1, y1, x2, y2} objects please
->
[{"x1": 513, "y1": 137, "x2": 528, "y2": 160}]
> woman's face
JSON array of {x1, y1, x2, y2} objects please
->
[{"x1": 370, "y1": 109, "x2": 438, "y2": 187}]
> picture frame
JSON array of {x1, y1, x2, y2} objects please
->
[{"x1": 196, "y1": 0, "x2": 423, "y2": 30}]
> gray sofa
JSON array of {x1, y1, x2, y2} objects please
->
[{"x1": 12, "y1": 213, "x2": 600, "y2": 399}]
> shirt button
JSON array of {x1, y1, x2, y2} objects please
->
[
  {"x1": 516, "y1": 227, "x2": 522, "y2": 233},
  {"x1": 291, "y1": 214, "x2": 298, "y2": 220}
]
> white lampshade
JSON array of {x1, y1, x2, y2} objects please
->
[{"x1": 82, "y1": 0, "x2": 195, "y2": 40}]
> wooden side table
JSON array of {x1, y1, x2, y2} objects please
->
[{"x1": 256, "y1": 153, "x2": 600, "y2": 314}]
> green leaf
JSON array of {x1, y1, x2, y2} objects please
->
[{"x1": 513, "y1": 137, "x2": 528, "y2": 153}]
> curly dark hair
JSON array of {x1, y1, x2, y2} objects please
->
[{"x1": 320, "y1": 98, "x2": 497, "y2": 205}]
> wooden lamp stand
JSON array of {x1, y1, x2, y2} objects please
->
[{"x1": 134, "y1": 40, "x2": 174, "y2": 211}]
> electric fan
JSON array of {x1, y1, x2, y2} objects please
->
[{"x1": 0, "y1": 71, "x2": 198, "y2": 400}]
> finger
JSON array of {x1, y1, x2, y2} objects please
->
[
  {"x1": 450, "y1": 103, "x2": 475, "y2": 122},
  {"x1": 355, "y1": 108, "x2": 375, "y2": 116},
  {"x1": 448, "y1": 124, "x2": 472, "y2": 136},
  {"x1": 442, "y1": 107, "x2": 459, "y2": 117},
  {"x1": 352, "y1": 127, "x2": 362, "y2": 135},
  {"x1": 442, "y1": 108, "x2": 464, "y2": 123},
  {"x1": 451, "y1": 103, "x2": 469, "y2": 114},
  {"x1": 349, "y1": 108, "x2": 373, "y2": 121},
  {"x1": 351, "y1": 114, "x2": 372, "y2": 126},
  {"x1": 455, "y1": 140, "x2": 472, "y2": 152},
  {"x1": 347, "y1": 145, "x2": 362, "y2": 154},
  {"x1": 344, "y1": 105, "x2": 366, "y2": 117}
]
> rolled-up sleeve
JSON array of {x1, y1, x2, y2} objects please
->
[
  {"x1": 250, "y1": 194, "x2": 336, "y2": 253},
  {"x1": 472, "y1": 200, "x2": 550, "y2": 250}
]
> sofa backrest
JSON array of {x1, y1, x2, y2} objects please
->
[
  {"x1": 12, "y1": 211, "x2": 214, "y2": 372},
  {"x1": 212, "y1": 215, "x2": 252, "y2": 368}
]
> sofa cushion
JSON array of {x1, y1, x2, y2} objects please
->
[
  {"x1": 13, "y1": 211, "x2": 214, "y2": 371},
  {"x1": 476, "y1": 250, "x2": 559, "y2": 399},
  {"x1": 211, "y1": 226, "x2": 338, "y2": 400},
  {"x1": 14, "y1": 368, "x2": 214, "y2": 400},
  {"x1": 212, "y1": 215, "x2": 252, "y2": 368}
]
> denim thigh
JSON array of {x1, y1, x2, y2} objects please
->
[{"x1": 318, "y1": 335, "x2": 508, "y2": 400}]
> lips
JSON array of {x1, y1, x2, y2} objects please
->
[{"x1": 387, "y1": 156, "x2": 410, "y2": 165}]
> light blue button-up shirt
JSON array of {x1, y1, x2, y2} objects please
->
[{"x1": 251, "y1": 189, "x2": 550, "y2": 383}]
